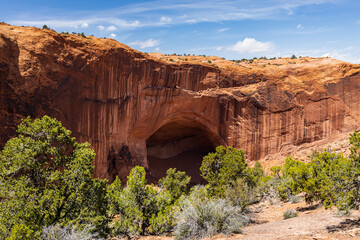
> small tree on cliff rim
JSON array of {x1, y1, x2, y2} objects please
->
[{"x1": 0, "y1": 116, "x2": 109, "y2": 238}]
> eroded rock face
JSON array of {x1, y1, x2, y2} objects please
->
[{"x1": 1, "y1": 23, "x2": 360, "y2": 182}]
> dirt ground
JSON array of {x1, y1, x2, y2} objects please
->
[
  {"x1": 137, "y1": 198, "x2": 360, "y2": 240},
  {"x1": 214, "y1": 198, "x2": 360, "y2": 240}
]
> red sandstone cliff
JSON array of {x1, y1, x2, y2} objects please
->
[{"x1": 1, "y1": 23, "x2": 360, "y2": 182}]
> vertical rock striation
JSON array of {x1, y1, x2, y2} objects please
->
[{"x1": 1, "y1": 23, "x2": 360, "y2": 182}]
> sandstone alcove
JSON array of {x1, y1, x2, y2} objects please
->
[{"x1": 146, "y1": 121, "x2": 218, "y2": 184}]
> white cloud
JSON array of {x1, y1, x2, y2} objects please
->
[
  {"x1": 81, "y1": 23, "x2": 88, "y2": 28},
  {"x1": 185, "y1": 19, "x2": 198, "y2": 24},
  {"x1": 155, "y1": 47, "x2": 160, "y2": 51},
  {"x1": 218, "y1": 28, "x2": 229, "y2": 32},
  {"x1": 97, "y1": 25, "x2": 105, "y2": 30},
  {"x1": 227, "y1": 38, "x2": 274, "y2": 54},
  {"x1": 296, "y1": 24, "x2": 303, "y2": 29},
  {"x1": 110, "y1": 33, "x2": 117, "y2": 38},
  {"x1": 160, "y1": 16, "x2": 172, "y2": 23},
  {"x1": 130, "y1": 39, "x2": 160, "y2": 48},
  {"x1": 216, "y1": 46, "x2": 223, "y2": 51},
  {"x1": 107, "y1": 25, "x2": 117, "y2": 31},
  {"x1": 321, "y1": 49, "x2": 360, "y2": 63},
  {"x1": 287, "y1": 46, "x2": 360, "y2": 64}
]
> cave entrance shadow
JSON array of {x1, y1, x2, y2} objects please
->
[{"x1": 146, "y1": 121, "x2": 218, "y2": 184}]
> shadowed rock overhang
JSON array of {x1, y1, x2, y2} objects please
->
[{"x1": 1, "y1": 23, "x2": 360, "y2": 183}]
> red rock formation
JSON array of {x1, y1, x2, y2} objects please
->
[{"x1": 1, "y1": 23, "x2": 360, "y2": 182}]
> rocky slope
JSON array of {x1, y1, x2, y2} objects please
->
[{"x1": 1, "y1": 23, "x2": 360, "y2": 182}]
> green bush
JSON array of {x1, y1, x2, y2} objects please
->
[
  {"x1": 109, "y1": 166, "x2": 176, "y2": 237},
  {"x1": 107, "y1": 176, "x2": 122, "y2": 215},
  {"x1": 304, "y1": 151, "x2": 349, "y2": 207},
  {"x1": 0, "y1": 116, "x2": 109, "y2": 238},
  {"x1": 244, "y1": 161, "x2": 266, "y2": 188},
  {"x1": 200, "y1": 146, "x2": 247, "y2": 197},
  {"x1": 271, "y1": 132, "x2": 360, "y2": 212},
  {"x1": 7, "y1": 224, "x2": 37, "y2": 240},
  {"x1": 273, "y1": 151, "x2": 351, "y2": 209},
  {"x1": 272, "y1": 157, "x2": 310, "y2": 200},
  {"x1": 158, "y1": 168, "x2": 191, "y2": 202}
]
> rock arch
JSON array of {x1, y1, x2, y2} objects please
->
[{"x1": 145, "y1": 118, "x2": 221, "y2": 184}]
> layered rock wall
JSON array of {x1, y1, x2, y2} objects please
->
[{"x1": 1, "y1": 23, "x2": 360, "y2": 182}]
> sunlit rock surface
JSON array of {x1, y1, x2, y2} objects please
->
[{"x1": 1, "y1": 23, "x2": 360, "y2": 182}]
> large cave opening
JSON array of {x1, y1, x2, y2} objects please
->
[{"x1": 146, "y1": 121, "x2": 217, "y2": 184}]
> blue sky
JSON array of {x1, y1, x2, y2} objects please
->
[{"x1": 2, "y1": 0, "x2": 360, "y2": 63}]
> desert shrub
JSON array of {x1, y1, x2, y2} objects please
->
[
  {"x1": 148, "y1": 203, "x2": 178, "y2": 235},
  {"x1": 244, "y1": 161, "x2": 268, "y2": 188},
  {"x1": 42, "y1": 224, "x2": 100, "y2": 240},
  {"x1": 271, "y1": 132, "x2": 360, "y2": 212},
  {"x1": 107, "y1": 176, "x2": 122, "y2": 218},
  {"x1": 7, "y1": 224, "x2": 38, "y2": 240},
  {"x1": 174, "y1": 191, "x2": 248, "y2": 240},
  {"x1": 109, "y1": 166, "x2": 176, "y2": 237},
  {"x1": 201, "y1": 148, "x2": 271, "y2": 211},
  {"x1": 42, "y1": 25, "x2": 50, "y2": 30},
  {"x1": 188, "y1": 185, "x2": 209, "y2": 202},
  {"x1": 226, "y1": 162, "x2": 272, "y2": 211},
  {"x1": 272, "y1": 157, "x2": 310, "y2": 200},
  {"x1": 0, "y1": 116, "x2": 109, "y2": 238},
  {"x1": 200, "y1": 146, "x2": 247, "y2": 197},
  {"x1": 207, "y1": 60, "x2": 212, "y2": 63},
  {"x1": 336, "y1": 131, "x2": 360, "y2": 209},
  {"x1": 304, "y1": 151, "x2": 349, "y2": 207},
  {"x1": 283, "y1": 209, "x2": 298, "y2": 219},
  {"x1": 225, "y1": 177, "x2": 268, "y2": 211},
  {"x1": 225, "y1": 178, "x2": 256, "y2": 211},
  {"x1": 265, "y1": 182, "x2": 282, "y2": 205},
  {"x1": 274, "y1": 151, "x2": 351, "y2": 209},
  {"x1": 158, "y1": 168, "x2": 191, "y2": 202},
  {"x1": 335, "y1": 209, "x2": 352, "y2": 217},
  {"x1": 289, "y1": 195, "x2": 302, "y2": 204}
]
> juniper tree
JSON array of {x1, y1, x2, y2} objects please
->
[{"x1": 0, "y1": 116, "x2": 109, "y2": 238}]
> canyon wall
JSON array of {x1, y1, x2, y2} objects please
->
[{"x1": 1, "y1": 23, "x2": 360, "y2": 182}]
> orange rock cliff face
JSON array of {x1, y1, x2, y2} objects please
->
[{"x1": 1, "y1": 23, "x2": 360, "y2": 183}]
